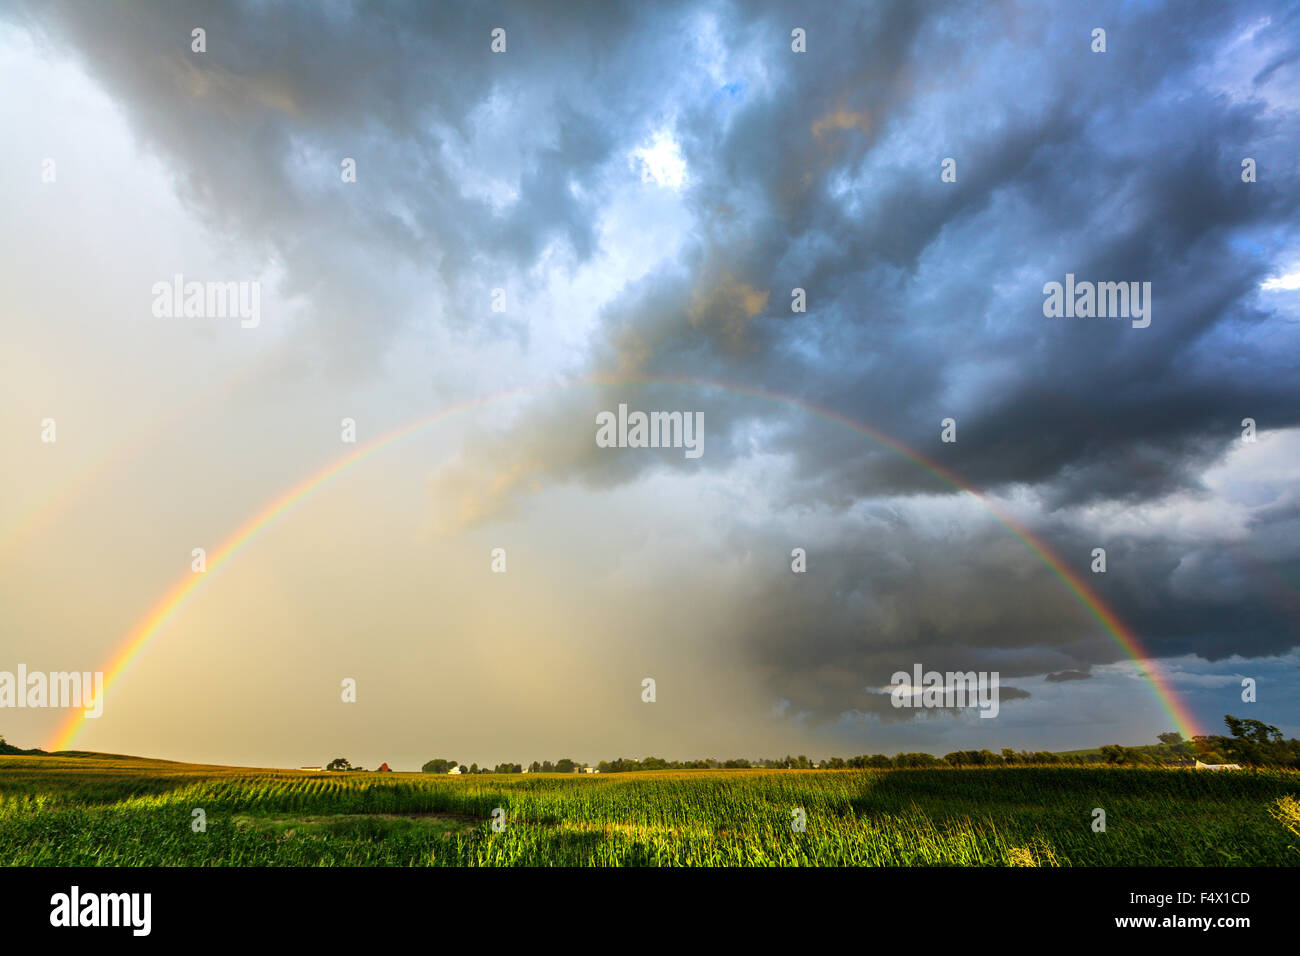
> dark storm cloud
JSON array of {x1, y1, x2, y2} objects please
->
[
  {"x1": 663, "y1": 0, "x2": 1300, "y2": 508},
  {"x1": 429, "y1": 0, "x2": 1299, "y2": 511},
  {"x1": 698, "y1": 511, "x2": 1100, "y2": 723},
  {"x1": 715, "y1": 493, "x2": 1297, "y2": 722},
  {"x1": 1080, "y1": 514, "x2": 1300, "y2": 663}
]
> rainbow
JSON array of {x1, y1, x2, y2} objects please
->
[{"x1": 49, "y1": 374, "x2": 1205, "y2": 751}]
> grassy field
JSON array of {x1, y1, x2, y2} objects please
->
[{"x1": 2, "y1": 753, "x2": 1298, "y2": 866}]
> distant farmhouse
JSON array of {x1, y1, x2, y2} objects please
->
[
  {"x1": 376, "y1": 762, "x2": 392, "y2": 772},
  {"x1": 1195, "y1": 760, "x2": 1242, "y2": 770},
  {"x1": 448, "y1": 765, "x2": 462, "y2": 775},
  {"x1": 299, "y1": 766, "x2": 322, "y2": 772}
]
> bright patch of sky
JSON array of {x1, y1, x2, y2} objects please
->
[
  {"x1": 632, "y1": 128, "x2": 688, "y2": 189},
  {"x1": 1261, "y1": 269, "x2": 1300, "y2": 291}
]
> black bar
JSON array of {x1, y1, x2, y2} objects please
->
[{"x1": 3, "y1": 866, "x2": 1277, "y2": 941}]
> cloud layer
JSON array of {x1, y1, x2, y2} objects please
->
[{"x1": 3, "y1": 0, "x2": 1297, "y2": 762}]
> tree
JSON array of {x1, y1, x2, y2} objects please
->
[
  {"x1": 421, "y1": 758, "x2": 456, "y2": 774},
  {"x1": 944, "y1": 750, "x2": 1002, "y2": 767},
  {"x1": 1224, "y1": 714, "x2": 1282, "y2": 744},
  {"x1": 893, "y1": 752, "x2": 939, "y2": 768},
  {"x1": 326, "y1": 757, "x2": 352, "y2": 772},
  {"x1": 1218, "y1": 714, "x2": 1297, "y2": 767},
  {"x1": 1099, "y1": 745, "x2": 1129, "y2": 764}
]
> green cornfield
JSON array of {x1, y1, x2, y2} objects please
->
[{"x1": 2, "y1": 755, "x2": 1297, "y2": 866}]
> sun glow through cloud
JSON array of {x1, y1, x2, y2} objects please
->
[{"x1": 632, "y1": 128, "x2": 688, "y2": 189}]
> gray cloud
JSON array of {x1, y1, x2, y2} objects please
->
[{"x1": 1046, "y1": 669, "x2": 1092, "y2": 683}]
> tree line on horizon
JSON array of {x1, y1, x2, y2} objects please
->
[{"x1": 373, "y1": 716, "x2": 1298, "y2": 775}]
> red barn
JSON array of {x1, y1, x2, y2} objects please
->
[{"x1": 376, "y1": 762, "x2": 391, "y2": 772}]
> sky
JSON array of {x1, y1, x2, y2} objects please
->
[{"x1": 1, "y1": 0, "x2": 1297, "y2": 770}]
